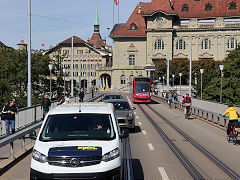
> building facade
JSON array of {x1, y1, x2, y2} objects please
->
[
  {"x1": 45, "y1": 7, "x2": 112, "y2": 90},
  {"x1": 109, "y1": 0, "x2": 240, "y2": 89}
]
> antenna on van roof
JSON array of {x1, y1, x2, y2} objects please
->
[{"x1": 79, "y1": 102, "x2": 82, "y2": 112}]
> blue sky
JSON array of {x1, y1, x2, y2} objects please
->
[{"x1": 0, "y1": 0, "x2": 151, "y2": 50}]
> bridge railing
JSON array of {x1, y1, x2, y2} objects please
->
[
  {"x1": 0, "y1": 94, "x2": 104, "y2": 161},
  {"x1": 153, "y1": 95, "x2": 229, "y2": 129}
]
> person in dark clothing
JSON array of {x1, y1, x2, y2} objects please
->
[
  {"x1": 91, "y1": 88, "x2": 94, "y2": 98},
  {"x1": 41, "y1": 94, "x2": 51, "y2": 118},
  {"x1": 79, "y1": 88, "x2": 84, "y2": 102},
  {"x1": 2, "y1": 100, "x2": 18, "y2": 136}
]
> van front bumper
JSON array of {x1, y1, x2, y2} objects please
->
[{"x1": 30, "y1": 166, "x2": 121, "y2": 180}]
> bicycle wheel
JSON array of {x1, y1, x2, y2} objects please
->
[
  {"x1": 233, "y1": 135, "x2": 237, "y2": 145},
  {"x1": 227, "y1": 135, "x2": 231, "y2": 143}
]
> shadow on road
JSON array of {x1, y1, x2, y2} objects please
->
[{"x1": 132, "y1": 159, "x2": 144, "y2": 180}]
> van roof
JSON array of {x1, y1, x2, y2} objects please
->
[{"x1": 48, "y1": 102, "x2": 114, "y2": 115}]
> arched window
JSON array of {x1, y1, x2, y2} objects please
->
[
  {"x1": 229, "y1": 1, "x2": 237, "y2": 10},
  {"x1": 176, "y1": 39, "x2": 186, "y2": 50},
  {"x1": 227, "y1": 38, "x2": 238, "y2": 49},
  {"x1": 154, "y1": 39, "x2": 164, "y2": 49},
  {"x1": 130, "y1": 23, "x2": 137, "y2": 30},
  {"x1": 120, "y1": 75, "x2": 126, "y2": 85},
  {"x1": 181, "y1": 4, "x2": 189, "y2": 11},
  {"x1": 201, "y1": 39, "x2": 211, "y2": 49},
  {"x1": 205, "y1": 3, "x2": 212, "y2": 11}
]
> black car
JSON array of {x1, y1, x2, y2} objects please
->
[{"x1": 103, "y1": 94, "x2": 123, "y2": 100}]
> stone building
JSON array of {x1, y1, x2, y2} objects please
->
[
  {"x1": 109, "y1": 0, "x2": 240, "y2": 89},
  {"x1": 45, "y1": 7, "x2": 112, "y2": 89}
]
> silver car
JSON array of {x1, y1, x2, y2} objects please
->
[{"x1": 104, "y1": 99, "x2": 135, "y2": 129}]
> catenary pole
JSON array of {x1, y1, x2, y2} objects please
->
[
  {"x1": 71, "y1": 36, "x2": 74, "y2": 97},
  {"x1": 27, "y1": 0, "x2": 32, "y2": 107},
  {"x1": 189, "y1": 37, "x2": 192, "y2": 97}
]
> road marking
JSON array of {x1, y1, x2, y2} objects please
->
[
  {"x1": 148, "y1": 143, "x2": 154, "y2": 150},
  {"x1": 127, "y1": 96, "x2": 132, "y2": 106},
  {"x1": 138, "y1": 121, "x2": 142, "y2": 125},
  {"x1": 158, "y1": 167, "x2": 169, "y2": 180},
  {"x1": 136, "y1": 116, "x2": 139, "y2": 119},
  {"x1": 142, "y1": 130, "x2": 147, "y2": 135},
  {"x1": 134, "y1": 112, "x2": 136, "y2": 115}
]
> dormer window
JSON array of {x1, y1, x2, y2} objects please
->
[
  {"x1": 130, "y1": 23, "x2": 137, "y2": 30},
  {"x1": 205, "y1": 3, "x2": 212, "y2": 11},
  {"x1": 181, "y1": 4, "x2": 189, "y2": 12},
  {"x1": 229, "y1": 1, "x2": 237, "y2": 10}
]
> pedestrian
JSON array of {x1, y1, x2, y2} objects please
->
[
  {"x1": 2, "y1": 99, "x2": 18, "y2": 136},
  {"x1": 57, "y1": 96, "x2": 64, "y2": 106},
  {"x1": 79, "y1": 88, "x2": 84, "y2": 102},
  {"x1": 41, "y1": 94, "x2": 51, "y2": 119},
  {"x1": 96, "y1": 88, "x2": 100, "y2": 96},
  {"x1": 91, "y1": 88, "x2": 94, "y2": 98}
]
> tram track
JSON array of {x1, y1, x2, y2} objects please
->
[{"x1": 138, "y1": 104, "x2": 240, "y2": 180}]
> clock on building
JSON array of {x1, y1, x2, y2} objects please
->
[{"x1": 156, "y1": 17, "x2": 163, "y2": 23}]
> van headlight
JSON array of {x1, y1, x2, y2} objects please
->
[
  {"x1": 102, "y1": 148, "x2": 120, "y2": 162},
  {"x1": 32, "y1": 149, "x2": 48, "y2": 163}
]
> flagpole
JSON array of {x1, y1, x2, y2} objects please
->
[
  {"x1": 113, "y1": 0, "x2": 115, "y2": 27},
  {"x1": 118, "y1": 0, "x2": 120, "y2": 24}
]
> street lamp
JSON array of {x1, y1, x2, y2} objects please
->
[
  {"x1": 179, "y1": 73, "x2": 182, "y2": 95},
  {"x1": 63, "y1": 68, "x2": 66, "y2": 97},
  {"x1": 200, "y1": 69, "x2": 204, "y2": 99},
  {"x1": 172, "y1": 74, "x2": 175, "y2": 90},
  {"x1": 48, "y1": 64, "x2": 53, "y2": 100},
  {"x1": 219, "y1": 65, "x2": 224, "y2": 103}
]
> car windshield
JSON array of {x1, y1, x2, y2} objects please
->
[
  {"x1": 135, "y1": 82, "x2": 150, "y2": 93},
  {"x1": 103, "y1": 95, "x2": 122, "y2": 100},
  {"x1": 39, "y1": 114, "x2": 115, "y2": 141},
  {"x1": 112, "y1": 102, "x2": 130, "y2": 111}
]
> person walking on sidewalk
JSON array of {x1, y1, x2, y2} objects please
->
[
  {"x1": 2, "y1": 99, "x2": 18, "y2": 136},
  {"x1": 41, "y1": 94, "x2": 51, "y2": 119},
  {"x1": 79, "y1": 88, "x2": 84, "y2": 102}
]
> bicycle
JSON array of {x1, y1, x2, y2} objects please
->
[
  {"x1": 185, "y1": 105, "x2": 191, "y2": 120},
  {"x1": 168, "y1": 99, "x2": 173, "y2": 109},
  {"x1": 227, "y1": 125, "x2": 239, "y2": 145}
]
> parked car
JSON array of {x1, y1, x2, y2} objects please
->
[
  {"x1": 30, "y1": 102, "x2": 129, "y2": 180},
  {"x1": 104, "y1": 99, "x2": 135, "y2": 130},
  {"x1": 103, "y1": 94, "x2": 123, "y2": 100}
]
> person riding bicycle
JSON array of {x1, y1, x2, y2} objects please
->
[
  {"x1": 167, "y1": 91, "x2": 173, "y2": 108},
  {"x1": 182, "y1": 93, "x2": 192, "y2": 119},
  {"x1": 222, "y1": 103, "x2": 239, "y2": 136}
]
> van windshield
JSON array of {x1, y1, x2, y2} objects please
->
[{"x1": 39, "y1": 114, "x2": 116, "y2": 141}]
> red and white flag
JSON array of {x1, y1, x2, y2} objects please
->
[{"x1": 114, "y1": 0, "x2": 119, "y2": 5}]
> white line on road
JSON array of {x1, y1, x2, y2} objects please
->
[
  {"x1": 158, "y1": 167, "x2": 169, "y2": 180},
  {"x1": 127, "y1": 96, "x2": 132, "y2": 106},
  {"x1": 136, "y1": 116, "x2": 139, "y2": 119},
  {"x1": 142, "y1": 130, "x2": 147, "y2": 135},
  {"x1": 138, "y1": 121, "x2": 142, "y2": 125},
  {"x1": 148, "y1": 143, "x2": 154, "y2": 151}
]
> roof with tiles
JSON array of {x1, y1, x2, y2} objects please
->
[
  {"x1": 110, "y1": 0, "x2": 240, "y2": 37},
  {"x1": 60, "y1": 36, "x2": 86, "y2": 45},
  {"x1": 0, "y1": 41, "x2": 7, "y2": 47},
  {"x1": 172, "y1": 0, "x2": 240, "y2": 19},
  {"x1": 88, "y1": 33, "x2": 106, "y2": 49}
]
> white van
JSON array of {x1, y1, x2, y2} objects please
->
[{"x1": 30, "y1": 102, "x2": 129, "y2": 180}]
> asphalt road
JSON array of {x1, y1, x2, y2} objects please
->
[{"x1": 1, "y1": 92, "x2": 240, "y2": 180}]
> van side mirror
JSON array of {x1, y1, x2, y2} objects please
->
[
  {"x1": 120, "y1": 129, "x2": 129, "y2": 139},
  {"x1": 30, "y1": 131, "x2": 37, "y2": 140},
  {"x1": 131, "y1": 107, "x2": 136, "y2": 110}
]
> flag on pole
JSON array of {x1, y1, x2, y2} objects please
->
[{"x1": 114, "y1": 0, "x2": 119, "y2": 6}]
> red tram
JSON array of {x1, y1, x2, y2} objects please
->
[{"x1": 130, "y1": 77, "x2": 151, "y2": 103}]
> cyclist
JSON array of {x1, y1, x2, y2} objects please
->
[
  {"x1": 167, "y1": 91, "x2": 173, "y2": 108},
  {"x1": 182, "y1": 93, "x2": 192, "y2": 119},
  {"x1": 222, "y1": 103, "x2": 239, "y2": 136}
]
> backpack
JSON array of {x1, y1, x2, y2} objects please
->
[{"x1": 186, "y1": 97, "x2": 191, "y2": 103}]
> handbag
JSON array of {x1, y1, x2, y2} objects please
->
[{"x1": 1, "y1": 113, "x2": 7, "y2": 120}]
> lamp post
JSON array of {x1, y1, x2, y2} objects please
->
[
  {"x1": 179, "y1": 73, "x2": 182, "y2": 95},
  {"x1": 172, "y1": 74, "x2": 175, "y2": 90},
  {"x1": 63, "y1": 68, "x2": 66, "y2": 97},
  {"x1": 86, "y1": 50, "x2": 90, "y2": 93},
  {"x1": 189, "y1": 37, "x2": 192, "y2": 97},
  {"x1": 219, "y1": 65, "x2": 224, "y2": 103},
  {"x1": 71, "y1": 36, "x2": 74, "y2": 97},
  {"x1": 162, "y1": 76, "x2": 165, "y2": 91},
  {"x1": 48, "y1": 64, "x2": 53, "y2": 100},
  {"x1": 200, "y1": 69, "x2": 204, "y2": 99}
]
